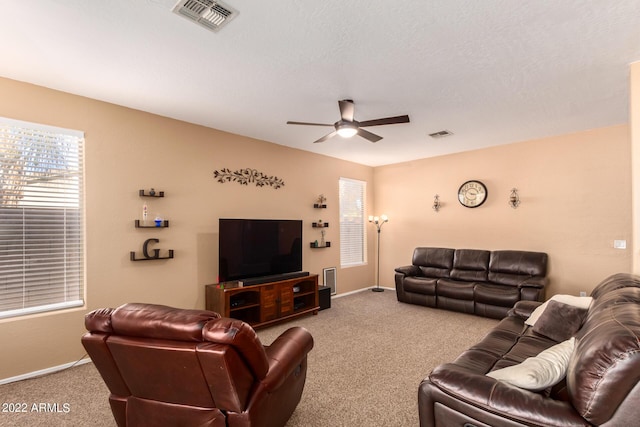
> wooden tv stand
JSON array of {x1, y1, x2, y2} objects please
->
[{"x1": 205, "y1": 274, "x2": 319, "y2": 329}]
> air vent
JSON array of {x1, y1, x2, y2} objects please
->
[
  {"x1": 172, "y1": 0, "x2": 238, "y2": 33},
  {"x1": 428, "y1": 130, "x2": 454, "y2": 138}
]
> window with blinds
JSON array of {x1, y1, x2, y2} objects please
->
[
  {"x1": 0, "y1": 117, "x2": 85, "y2": 319},
  {"x1": 339, "y1": 177, "x2": 367, "y2": 267}
]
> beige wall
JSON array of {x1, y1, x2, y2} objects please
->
[
  {"x1": 374, "y1": 125, "x2": 632, "y2": 297},
  {"x1": 0, "y1": 77, "x2": 375, "y2": 380}
]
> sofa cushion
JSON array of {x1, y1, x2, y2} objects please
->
[
  {"x1": 437, "y1": 279, "x2": 474, "y2": 300},
  {"x1": 567, "y1": 287, "x2": 640, "y2": 425},
  {"x1": 492, "y1": 334, "x2": 558, "y2": 369},
  {"x1": 488, "y1": 250, "x2": 547, "y2": 286},
  {"x1": 532, "y1": 300, "x2": 587, "y2": 342},
  {"x1": 468, "y1": 316, "x2": 530, "y2": 359},
  {"x1": 474, "y1": 283, "x2": 520, "y2": 307},
  {"x1": 487, "y1": 337, "x2": 575, "y2": 391},
  {"x1": 412, "y1": 247, "x2": 454, "y2": 278},
  {"x1": 403, "y1": 276, "x2": 438, "y2": 295},
  {"x1": 450, "y1": 249, "x2": 490, "y2": 282}
]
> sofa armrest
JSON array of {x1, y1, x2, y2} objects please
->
[
  {"x1": 508, "y1": 300, "x2": 543, "y2": 319},
  {"x1": 517, "y1": 277, "x2": 548, "y2": 289},
  {"x1": 424, "y1": 363, "x2": 587, "y2": 426},
  {"x1": 394, "y1": 265, "x2": 421, "y2": 277},
  {"x1": 262, "y1": 326, "x2": 314, "y2": 392}
]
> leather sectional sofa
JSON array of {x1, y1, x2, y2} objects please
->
[
  {"x1": 394, "y1": 247, "x2": 548, "y2": 319},
  {"x1": 419, "y1": 273, "x2": 640, "y2": 426}
]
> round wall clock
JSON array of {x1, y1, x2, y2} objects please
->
[{"x1": 458, "y1": 180, "x2": 488, "y2": 208}]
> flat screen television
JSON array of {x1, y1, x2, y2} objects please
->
[{"x1": 219, "y1": 218, "x2": 303, "y2": 283}]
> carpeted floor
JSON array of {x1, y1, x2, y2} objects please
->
[{"x1": 0, "y1": 289, "x2": 498, "y2": 427}]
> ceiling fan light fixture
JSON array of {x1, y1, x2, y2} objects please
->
[
  {"x1": 286, "y1": 99, "x2": 409, "y2": 143},
  {"x1": 336, "y1": 124, "x2": 358, "y2": 138}
]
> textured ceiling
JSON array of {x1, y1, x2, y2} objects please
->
[{"x1": 1, "y1": 1, "x2": 639, "y2": 166}]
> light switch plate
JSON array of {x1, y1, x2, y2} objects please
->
[{"x1": 614, "y1": 240, "x2": 627, "y2": 249}]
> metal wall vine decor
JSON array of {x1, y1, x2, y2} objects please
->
[{"x1": 213, "y1": 168, "x2": 285, "y2": 189}]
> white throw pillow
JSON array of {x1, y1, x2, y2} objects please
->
[
  {"x1": 486, "y1": 337, "x2": 575, "y2": 391},
  {"x1": 525, "y1": 295, "x2": 592, "y2": 326}
]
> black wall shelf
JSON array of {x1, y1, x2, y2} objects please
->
[
  {"x1": 139, "y1": 189, "x2": 164, "y2": 197},
  {"x1": 135, "y1": 220, "x2": 169, "y2": 228},
  {"x1": 130, "y1": 250, "x2": 174, "y2": 261},
  {"x1": 310, "y1": 242, "x2": 331, "y2": 248},
  {"x1": 313, "y1": 204, "x2": 327, "y2": 208},
  {"x1": 312, "y1": 222, "x2": 329, "y2": 228}
]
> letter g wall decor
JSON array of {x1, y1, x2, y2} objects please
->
[
  {"x1": 130, "y1": 238, "x2": 174, "y2": 261},
  {"x1": 214, "y1": 168, "x2": 285, "y2": 189}
]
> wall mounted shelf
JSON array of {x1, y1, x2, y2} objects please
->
[
  {"x1": 135, "y1": 220, "x2": 169, "y2": 228},
  {"x1": 310, "y1": 242, "x2": 331, "y2": 248},
  {"x1": 130, "y1": 250, "x2": 174, "y2": 261},
  {"x1": 139, "y1": 189, "x2": 164, "y2": 197},
  {"x1": 313, "y1": 204, "x2": 327, "y2": 208},
  {"x1": 312, "y1": 222, "x2": 329, "y2": 228}
]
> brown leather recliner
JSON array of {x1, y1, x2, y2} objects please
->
[{"x1": 82, "y1": 303, "x2": 314, "y2": 427}]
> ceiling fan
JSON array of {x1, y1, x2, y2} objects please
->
[{"x1": 286, "y1": 99, "x2": 410, "y2": 143}]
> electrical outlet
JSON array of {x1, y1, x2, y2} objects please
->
[{"x1": 579, "y1": 291, "x2": 587, "y2": 297}]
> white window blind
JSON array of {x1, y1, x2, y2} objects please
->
[
  {"x1": 0, "y1": 117, "x2": 85, "y2": 319},
  {"x1": 339, "y1": 177, "x2": 367, "y2": 267}
]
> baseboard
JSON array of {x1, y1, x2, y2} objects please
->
[{"x1": 0, "y1": 355, "x2": 92, "y2": 385}]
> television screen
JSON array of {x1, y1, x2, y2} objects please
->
[{"x1": 219, "y1": 219, "x2": 303, "y2": 283}]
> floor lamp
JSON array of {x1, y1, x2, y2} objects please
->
[{"x1": 368, "y1": 214, "x2": 388, "y2": 292}]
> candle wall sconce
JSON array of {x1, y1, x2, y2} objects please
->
[
  {"x1": 314, "y1": 194, "x2": 327, "y2": 208},
  {"x1": 509, "y1": 188, "x2": 521, "y2": 209},
  {"x1": 432, "y1": 194, "x2": 441, "y2": 212}
]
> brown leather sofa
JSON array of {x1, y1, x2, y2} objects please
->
[
  {"x1": 82, "y1": 303, "x2": 313, "y2": 427},
  {"x1": 395, "y1": 247, "x2": 548, "y2": 318},
  {"x1": 419, "y1": 273, "x2": 640, "y2": 426}
]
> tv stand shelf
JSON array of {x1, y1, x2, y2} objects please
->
[{"x1": 206, "y1": 274, "x2": 319, "y2": 329}]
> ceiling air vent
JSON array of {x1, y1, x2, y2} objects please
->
[
  {"x1": 428, "y1": 130, "x2": 454, "y2": 139},
  {"x1": 172, "y1": 0, "x2": 238, "y2": 33}
]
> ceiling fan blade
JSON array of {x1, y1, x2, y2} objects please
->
[
  {"x1": 287, "y1": 121, "x2": 334, "y2": 127},
  {"x1": 338, "y1": 99, "x2": 355, "y2": 122},
  {"x1": 314, "y1": 131, "x2": 338, "y2": 143},
  {"x1": 358, "y1": 115, "x2": 410, "y2": 127},
  {"x1": 357, "y1": 128, "x2": 383, "y2": 143}
]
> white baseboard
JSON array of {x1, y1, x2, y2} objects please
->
[{"x1": 0, "y1": 356, "x2": 92, "y2": 385}]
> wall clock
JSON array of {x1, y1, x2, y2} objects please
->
[{"x1": 458, "y1": 180, "x2": 487, "y2": 208}]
